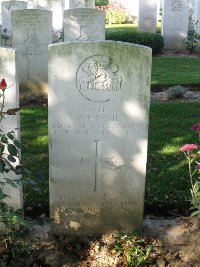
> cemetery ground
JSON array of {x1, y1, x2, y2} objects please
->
[{"x1": 8, "y1": 55, "x2": 199, "y2": 266}]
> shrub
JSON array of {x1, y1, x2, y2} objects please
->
[
  {"x1": 165, "y1": 85, "x2": 188, "y2": 100},
  {"x1": 106, "y1": 30, "x2": 164, "y2": 54},
  {"x1": 184, "y1": 29, "x2": 200, "y2": 54},
  {"x1": 96, "y1": 3, "x2": 126, "y2": 24},
  {"x1": 95, "y1": 0, "x2": 108, "y2": 6}
]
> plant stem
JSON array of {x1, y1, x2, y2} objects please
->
[
  {"x1": 188, "y1": 154, "x2": 195, "y2": 197},
  {"x1": 0, "y1": 90, "x2": 5, "y2": 123}
]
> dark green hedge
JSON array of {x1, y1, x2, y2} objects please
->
[
  {"x1": 95, "y1": 0, "x2": 108, "y2": 6},
  {"x1": 106, "y1": 30, "x2": 164, "y2": 54}
]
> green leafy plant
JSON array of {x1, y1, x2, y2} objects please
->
[
  {"x1": 179, "y1": 122, "x2": 200, "y2": 217},
  {"x1": 112, "y1": 231, "x2": 157, "y2": 266},
  {"x1": 165, "y1": 85, "x2": 188, "y2": 100},
  {"x1": 184, "y1": 20, "x2": 200, "y2": 53},
  {"x1": 0, "y1": 79, "x2": 34, "y2": 265},
  {"x1": 96, "y1": 3, "x2": 126, "y2": 24},
  {"x1": 0, "y1": 79, "x2": 22, "y2": 200}
]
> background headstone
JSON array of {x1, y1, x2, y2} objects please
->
[
  {"x1": 65, "y1": 0, "x2": 95, "y2": 9},
  {"x1": 64, "y1": 9, "x2": 105, "y2": 41},
  {"x1": 49, "y1": 41, "x2": 152, "y2": 235},
  {"x1": 138, "y1": 0, "x2": 158, "y2": 33},
  {"x1": 1, "y1": 1, "x2": 27, "y2": 46},
  {"x1": 195, "y1": 0, "x2": 200, "y2": 34},
  {"x1": 188, "y1": 0, "x2": 196, "y2": 31},
  {"x1": 27, "y1": 0, "x2": 63, "y2": 42},
  {"x1": 162, "y1": 0, "x2": 190, "y2": 50},
  {"x1": 0, "y1": 47, "x2": 23, "y2": 210},
  {"x1": 11, "y1": 9, "x2": 52, "y2": 100}
]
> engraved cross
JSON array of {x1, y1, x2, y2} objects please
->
[
  {"x1": 171, "y1": 24, "x2": 181, "y2": 45},
  {"x1": 81, "y1": 140, "x2": 114, "y2": 191},
  {"x1": 144, "y1": 15, "x2": 152, "y2": 26}
]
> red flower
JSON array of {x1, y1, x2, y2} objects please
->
[
  {"x1": 0, "y1": 79, "x2": 7, "y2": 90},
  {"x1": 179, "y1": 144, "x2": 198, "y2": 152},
  {"x1": 192, "y1": 122, "x2": 200, "y2": 133}
]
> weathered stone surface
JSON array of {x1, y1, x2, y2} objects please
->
[
  {"x1": 1, "y1": 0, "x2": 27, "y2": 46},
  {"x1": 65, "y1": 0, "x2": 95, "y2": 9},
  {"x1": 0, "y1": 47, "x2": 22, "y2": 210},
  {"x1": 27, "y1": 0, "x2": 63, "y2": 42},
  {"x1": 64, "y1": 8, "x2": 105, "y2": 41},
  {"x1": 48, "y1": 41, "x2": 152, "y2": 235},
  {"x1": 188, "y1": 0, "x2": 196, "y2": 31},
  {"x1": 138, "y1": 0, "x2": 158, "y2": 33},
  {"x1": 195, "y1": 0, "x2": 200, "y2": 34},
  {"x1": 11, "y1": 9, "x2": 52, "y2": 99},
  {"x1": 162, "y1": 0, "x2": 190, "y2": 50}
]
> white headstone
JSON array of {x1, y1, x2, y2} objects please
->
[
  {"x1": 11, "y1": 9, "x2": 52, "y2": 98},
  {"x1": 162, "y1": 0, "x2": 190, "y2": 50},
  {"x1": 138, "y1": 0, "x2": 158, "y2": 33},
  {"x1": 27, "y1": 0, "x2": 63, "y2": 41},
  {"x1": 0, "y1": 47, "x2": 23, "y2": 210},
  {"x1": 65, "y1": 0, "x2": 95, "y2": 9},
  {"x1": 1, "y1": 1, "x2": 27, "y2": 44},
  {"x1": 49, "y1": 41, "x2": 152, "y2": 235},
  {"x1": 188, "y1": 0, "x2": 196, "y2": 31},
  {"x1": 195, "y1": 0, "x2": 200, "y2": 34},
  {"x1": 64, "y1": 9, "x2": 105, "y2": 41}
]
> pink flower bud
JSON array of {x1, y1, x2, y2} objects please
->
[
  {"x1": 0, "y1": 79, "x2": 7, "y2": 90},
  {"x1": 195, "y1": 164, "x2": 200, "y2": 170},
  {"x1": 192, "y1": 122, "x2": 200, "y2": 133}
]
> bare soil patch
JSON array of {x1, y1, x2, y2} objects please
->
[{"x1": 29, "y1": 216, "x2": 200, "y2": 267}]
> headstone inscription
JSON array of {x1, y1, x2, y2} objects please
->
[
  {"x1": 64, "y1": 9, "x2": 105, "y2": 41},
  {"x1": 0, "y1": 47, "x2": 23, "y2": 210},
  {"x1": 65, "y1": 0, "x2": 95, "y2": 9},
  {"x1": 48, "y1": 41, "x2": 152, "y2": 235},
  {"x1": 162, "y1": 0, "x2": 189, "y2": 49},
  {"x1": 138, "y1": 0, "x2": 158, "y2": 33},
  {"x1": 1, "y1": 0, "x2": 27, "y2": 45},
  {"x1": 11, "y1": 9, "x2": 52, "y2": 99}
]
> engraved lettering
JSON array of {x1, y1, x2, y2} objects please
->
[{"x1": 171, "y1": 0, "x2": 182, "y2": 11}]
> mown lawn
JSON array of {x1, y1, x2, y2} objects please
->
[
  {"x1": 152, "y1": 57, "x2": 200, "y2": 87},
  {"x1": 105, "y1": 24, "x2": 200, "y2": 87},
  {"x1": 20, "y1": 102, "x2": 200, "y2": 215}
]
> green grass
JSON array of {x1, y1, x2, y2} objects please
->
[
  {"x1": 20, "y1": 107, "x2": 48, "y2": 215},
  {"x1": 20, "y1": 103, "x2": 200, "y2": 215},
  {"x1": 152, "y1": 57, "x2": 200, "y2": 87},
  {"x1": 146, "y1": 102, "x2": 200, "y2": 214}
]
